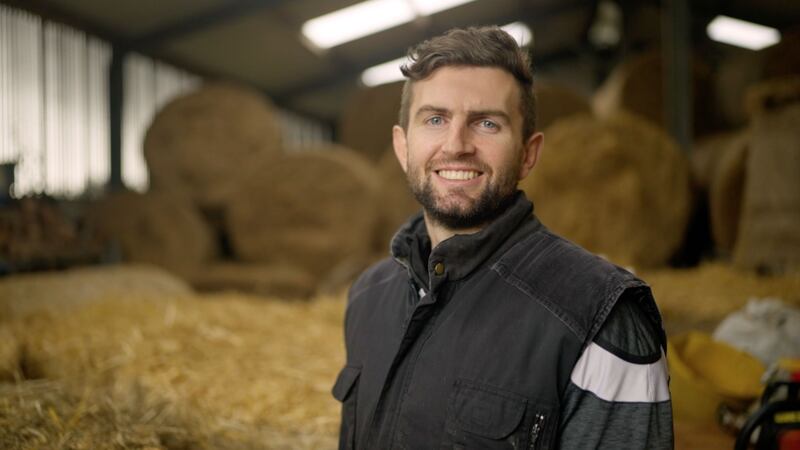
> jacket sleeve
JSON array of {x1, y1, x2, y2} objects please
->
[{"x1": 557, "y1": 295, "x2": 674, "y2": 449}]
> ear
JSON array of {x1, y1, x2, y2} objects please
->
[
  {"x1": 518, "y1": 131, "x2": 544, "y2": 180},
  {"x1": 392, "y1": 125, "x2": 409, "y2": 173}
]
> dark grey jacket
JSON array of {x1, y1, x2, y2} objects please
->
[{"x1": 333, "y1": 192, "x2": 665, "y2": 449}]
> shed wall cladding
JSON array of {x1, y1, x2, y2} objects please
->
[{"x1": 0, "y1": 4, "x2": 330, "y2": 198}]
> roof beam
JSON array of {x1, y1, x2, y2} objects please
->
[
  {"x1": 274, "y1": 0, "x2": 592, "y2": 104},
  {"x1": 130, "y1": 0, "x2": 289, "y2": 49}
]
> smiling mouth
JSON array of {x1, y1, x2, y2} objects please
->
[{"x1": 436, "y1": 169, "x2": 482, "y2": 181}]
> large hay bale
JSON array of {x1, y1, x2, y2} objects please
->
[
  {"x1": 535, "y1": 79, "x2": 592, "y2": 130},
  {"x1": 189, "y1": 262, "x2": 316, "y2": 299},
  {"x1": 709, "y1": 132, "x2": 749, "y2": 254},
  {"x1": 593, "y1": 50, "x2": 716, "y2": 137},
  {"x1": 226, "y1": 145, "x2": 380, "y2": 279},
  {"x1": 0, "y1": 326, "x2": 19, "y2": 381},
  {"x1": 338, "y1": 81, "x2": 403, "y2": 162},
  {"x1": 640, "y1": 262, "x2": 800, "y2": 334},
  {"x1": 520, "y1": 112, "x2": 692, "y2": 268},
  {"x1": 373, "y1": 148, "x2": 419, "y2": 254},
  {"x1": 0, "y1": 264, "x2": 191, "y2": 320},
  {"x1": 734, "y1": 78, "x2": 800, "y2": 274},
  {"x1": 144, "y1": 82, "x2": 283, "y2": 207},
  {"x1": 86, "y1": 191, "x2": 215, "y2": 278}
]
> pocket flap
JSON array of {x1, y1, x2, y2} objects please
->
[
  {"x1": 332, "y1": 366, "x2": 361, "y2": 402},
  {"x1": 451, "y1": 379, "x2": 527, "y2": 439}
]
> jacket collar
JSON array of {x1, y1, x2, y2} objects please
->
[{"x1": 391, "y1": 191, "x2": 536, "y2": 292}]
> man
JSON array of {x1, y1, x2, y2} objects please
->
[{"x1": 333, "y1": 26, "x2": 673, "y2": 449}]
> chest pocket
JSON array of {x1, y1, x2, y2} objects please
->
[
  {"x1": 442, "y1": 378, "x2": 553, "y2": 450},
  {"x1": 332, "y1": 366, "x2": 361, "y2": 450}
]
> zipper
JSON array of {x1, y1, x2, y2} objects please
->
[{"x1": 529, "y1": 413, "x2": 545, "y2": 450}]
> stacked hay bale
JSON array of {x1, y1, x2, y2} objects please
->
[
  {"x1": 338, "y1": 81, "x2": 404, "y2": 162},
  {"x1": 143, "y1": 82, "x2": 283, "y2": 208},
  {"x1": 593, "y1": 49, "x2": 717, "y2": 137},
  {"x1": 86, "y1": 191, "x2": 215, "y2": 279},
  {"x1": 733, "y1": 78, "x2": 800, "y2": 274},
  {"x1": 373, "y1": 148, "x2": 419, "y2": 253},
  {"x1": 534, "y1": 79, "x2": 592, "y2": 130},
  {"x1": 224, "y1": 144, "x2": 380, "y2": 290},
  {"x1": 520, "y1": 112, "x2": 692, "y2": 268}
]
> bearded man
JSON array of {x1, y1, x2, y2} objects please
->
[{"x1": 333, "y1": 26, "x2": 673, "y2": 449}]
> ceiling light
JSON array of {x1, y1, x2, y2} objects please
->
[
  {"x1": 302, "y1": 0, "x2": 479, "y2": 50},
  {"x1": 302, "y1": 0, "x2": 415, "y2": 50},
  {"x1": 408, "y1": 0, "x2": 478, "y2": 16},
  {"x1": 706, "y1": 15, "x2": 780, "y2": 50},
  {"x1": 361, "y1": 57, "x2": 408, "y2": 87},
  {"x1": 501, "y1": 21, "x2": 533, "y2": 47}
]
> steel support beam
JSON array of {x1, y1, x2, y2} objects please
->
[
  {"x1": 109, "y1": 45, "x2": 126, "y2": 190},
  {"x1": 662, "y1": 0, "x2": 692, "y2": 152}
]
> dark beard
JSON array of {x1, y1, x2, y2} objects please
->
[{"x1": 409, "y1": 172, "x2": 519, "y2": 230}]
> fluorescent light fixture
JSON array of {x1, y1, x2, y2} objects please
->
[
  {"x1": 361, "y1": 57, "x2": 408, "y2": 87},
  {"x1": 302, "y1": 0, "x2": 479, "y2": 49},
  {"x1": 409, "y1": 0, "x2": 478, "y2": 16},
  {"x1": 707, "y1": 15, "x2": 780, "y2": 50},
  {"x1": 501, "y1": 21, "x2": 533, "y2": 47}
]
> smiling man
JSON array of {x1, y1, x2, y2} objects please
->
[{"x1": 333, "y1": 26, "x2": 673, "y2": 449}]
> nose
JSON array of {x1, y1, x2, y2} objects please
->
[{"x1": 441, "y1": 120, "x2": 474, "y2": 156}]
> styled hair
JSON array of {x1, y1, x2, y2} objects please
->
[{"x1": 398, "y1": 26, "x2": 537, "y2": 141}]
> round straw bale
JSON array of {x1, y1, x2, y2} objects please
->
[
  {"x1": 691, "y1": 131, "x2": 743, "y2": 192},
  {"x1": 226, "y1": 145, "x2": 380, "y2": 279},
  {"x1": 86, "y1": 191, "x2": 215, "y2": 278},
  {"x1": 520, "y1": 112, "x2": 692, "y2": 268},
  {"x1": 338, "y1": 81, "x2": 404, "y2": 162},
  {"x1": 535, "y1": 79, "x2": 592, "y2": 130},
  {"x1": 713, "y1": 49, "x2": 765, "y2": 127},
  {"x1": 734, "y1": 78, "x2": 800, "y2": 274},
  {"x1": 189, "y1": 262, "x2": 316, "y2": 299},
  {"x1": 709, "y1": 132, "x2": 749, "y2": 254},
  {"x1": 144, "y1": 82, "x2": 283, "y2": 207},
  {"x1": 373, "y1": 148, "x2": 419, "y2": 254},
  {"x1": 593, "y1": 49, "x2": 716, "y2": 137}
]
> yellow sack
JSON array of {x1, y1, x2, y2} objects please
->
[{"x1": 669, "y1": 331, "x2": 765, "y2": 423}]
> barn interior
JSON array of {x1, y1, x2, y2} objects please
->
[{"x1": 1, "y1": 0, "x2": 799, "y2": 448}]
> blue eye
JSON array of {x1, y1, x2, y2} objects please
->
[
  {"x1": 480, "y1": 120, "x2": 497, "y2": 129},
  {"x1": 427, "y1": 116, "x2": 444, "y2": 125}
]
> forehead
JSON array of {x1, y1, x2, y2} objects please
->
[{"x1": 410, "y1": 66, "x2": 520, "y2": 116}]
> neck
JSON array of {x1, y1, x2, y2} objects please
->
[{"x1": 423, "y1": 212, "x2": 483, "y2": 248}]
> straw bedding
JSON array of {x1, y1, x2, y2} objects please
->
[
  {"x1": 0, "y1": 267, "x2": 345, "y2": 449},
  {"x1": 225, "y1": 146, "x2": 379, "y2": 280},
  {"x1": 86, "y1": 191, "x2": 215, "y2": 278},
  {"x1": 734, "y1": 78, "x2": 800, "y2": 274},
  {"x1": 338, "y1": 81, "x2": 403, "y2": 162},
  {"x1": 143, "y1": 83, "x2": 283, "y2": 208},
  {"x1": 641, "y1": 262, "x2": 800, "y2": 334},
  {"x1": 520, "y1": 112, "x2": 692, "y2": 268}
]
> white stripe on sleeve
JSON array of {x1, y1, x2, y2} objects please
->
[{"x1": 569, "y1": 342, "x2": 670, "y2": 403}]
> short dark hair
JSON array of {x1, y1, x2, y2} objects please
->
[{"x1": 398, "y1": 26, "x2": 537, "y2": 141}]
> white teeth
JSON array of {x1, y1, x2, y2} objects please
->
[{"x1": 438, "y1": 170, "x2": 479, "y2": 181}]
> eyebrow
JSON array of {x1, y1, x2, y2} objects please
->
[{"x1": 414, "y1": 104, "x2": 512, "y2": 124}]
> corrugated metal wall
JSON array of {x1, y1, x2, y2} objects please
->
[{"x1": 0, "y1": 4, "x2": 330, "y2": 198}]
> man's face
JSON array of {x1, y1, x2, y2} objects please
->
[{"x1": 393, "y1": 66, "x2": 543, "y2": 230}]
